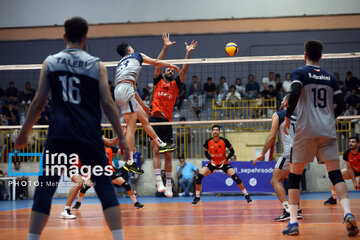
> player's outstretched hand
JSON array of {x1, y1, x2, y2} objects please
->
[
  {"x1": 185, "y1": 40, "x2": 198, "y2": 53},
  {"x1": 162, "y1": 33, "x2": 176, "y2": 47},
  {"x1": 14, "y1": 132, "x2": 28, "y2": 150},
  {"x1": 282, "y1": 117, "x2": 290, "y2": 135},
  {"x1": 253, "y1": 153, "x2": 265, "y2": 165}
]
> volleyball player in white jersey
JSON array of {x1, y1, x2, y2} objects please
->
[
  {"x1": 282, "y1": 40, "x2": 358, "y2": 236},
  {"x1": 253, "y1": 95, "x2": 302, "y2": 221},
  {"x1": 114, "y1": 43, "x2": 179, "y2": 174}
]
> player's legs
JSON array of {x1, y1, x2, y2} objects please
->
[
  {"x1": 151, "y1": 140, "x2": 165, "y2": 192},
  {"x1": 326, "y1": 168, "x2": 353, "y2": 204},
  {"x1": 61, "y1": 174, "x2": 84, "y2": 218},
  {"x1": 225, "y1": 167, "x2": 252, "y2": 203},
  {"x1": 131, "y1": 174, "x2": 139, "y2": 195},
  {"x1": 164, "y1": 151, "x2": 173, "y2": 197},
  {"x1": 192, "y1": 166, "x2": 212, "y2": 205},
  {"x1": 137, "y1": 105, "x2": 164, "y2": 147},
  {"x1": 271, "y1": 168, "x2": 290, "y2": 204},
  {"x1": 123, "y1": 112, "x2": 137, "y2": 155},
  {"x1": 73, "y1": 179, "x2": 93, "y2": 210}
]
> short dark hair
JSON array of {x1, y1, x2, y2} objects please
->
[
  {"x1": 304, "y1": 40, "x2": 323, "y2": 61},
  {"x1": 349, "y1": 137, "x2": 359, "y2": 143},
  {"x1": 212, "y1": 125, "x2": 221, "y2": 130},
  {"x1": 230, "y1": 85, "x2": 236, "y2": 90},
  {"x1": 116, "y1": 42, "x2": 130, "y2": 57},
  {"x1": 64, "y1": 17, "x2": 88, "y2": 43}
]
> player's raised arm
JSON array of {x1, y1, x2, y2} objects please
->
[
  {"x1": 179, "y1": 40, "x2": 198, "y2": 83},
  {"x1": 98, "y1": 61, "x2": 130, "y2": 160},
  {"x1": 254, "y1": 113, "x2": 279, "y2": 165},
  {"x1": 15, "y1": 60, "x2": 50, "y2": 149},
  {"x1": 154, "y1": 33, "x2": 176, "y2": 78},
  {"x1": 141, "y1": 53, "x2": 179, "y2": 72}
]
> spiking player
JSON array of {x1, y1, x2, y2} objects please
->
[
  {"x1": 282, "y1": 40, "x2": 358, "y2": 236},
  {"x1": 114, "y1": 42, "x2": 180, "y2": 175},
  {"x1": 15, "y1": 17, "x2": 130, "y2": 240},
  {"x1": 253, "y1": 95, "x2": 302, "y2": 221},
  {"x1": 192, "y1": 125, "x2": 252, "y2": 205}
]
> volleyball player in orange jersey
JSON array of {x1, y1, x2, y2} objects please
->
[
  {"x1": 150, "y1": 33, "x2": 197, "y2": 197},
  {"x1": 192, "y1": 125, "x2": 253, "y2": 205}
]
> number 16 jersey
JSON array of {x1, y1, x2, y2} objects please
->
[{"x1": 291, "y1": 65, "x2": 342, "y2": 139}]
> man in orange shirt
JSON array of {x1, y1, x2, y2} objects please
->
[
  {"x1": 192, "y1": 125, "x2": 252, "y2": 205},
  {"x1": 324, "y1": 137, "x2": 360, "y2": 205},
  {"x1": 150, "y1": 33, "x2": 197, "y2": 197}
]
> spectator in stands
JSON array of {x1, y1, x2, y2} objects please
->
[
  {"x1": 155, "y1": 170, "x2": 175, "y2": 197},
  {"x1": 230, "y1": 155, "x2": 237, "y2": 161},
  {"x1": 344, "y1": 106, "x2": 359, "y2": 137},
  {"x1": 20, "y1": 81, "x2": 35, "y2": 106},
  {"x1": 0, "y1": 113, "x2": 8, "y2": 126},
  {"x1": 216, "y1": 76, "x2": 229, "y2": 105},
  {"x1": 5, "y1": 82, "x2": 19, "y2": 104},
  {"x1": 226, "y1": 85, "x2": 241, "y2": 106},
  {"x1": 346, "y1": 89, "x2": 360, "y2": 110},
  {"x1": 188, "y1": 75, "x2": 203, "y2": 110},
  {"x1": 262, "y1": 71, "x2": 275, "y2": 91},
  {"x1": 245, "y1": 74, "x2": 260, "y2": 99},
  {"x1": 201, "y1": 77, "x2": 217, "y2": 104},
  {"x1": 37, "y1": 100, "x2": 50, "y2": 125},
  {"x1": 2, "y1": 103, "x2": 19, "y2": 125},
  {"x1": 282, "y1": 73, "x2": 292, "y2": 94},
  {"x1": 345, "y1": 71, "x2": 360, "y2": 94},
  {"x1": 0, "y1": 169, "x2": 10, "y2": 200},
  {"x1": 177, "y1": 156, "x2": 198, "y2": 196},
  {"x1": 235, "y1": 77, "x2": 246, "y2": 98},
  {"x1": 334, "y1": 72, "x2": 346, "y2": 95},
  {"x1": 142, "y1": 83, "x2": 153, "y2": 100},
  {"x1": 12, "y1": 161, "x2": 28, "y2": 200},
  {"x1": 175, "y1": 82, "x2": 186, "y2": 111}
]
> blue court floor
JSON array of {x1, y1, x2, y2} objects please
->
[{"x1": 1, "y1": 191, "x2": 360, "y2": 211}]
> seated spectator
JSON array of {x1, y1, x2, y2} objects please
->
[
  {"x1": 2, "y1": 103, "x2": 19, "y2": 125},
  {"x1": 177, "y1": 156, "x2": 198, "y2": 196},
  {"x1": 155, "y1": 170, "x2": 175, "y2": 197},
  {"x1": 37, "y1": 100, "x2": 51, "y2": 125},
  {"x1": 12, "y1": 161, "x2": 28, "y2": 200},
  {"x1": 201, "y1": 77, "x2": 217, "y2": 104},
  {"x1": 130, "y1": 149, "x2": 145, "y2": 196},
  {"x1": 261, "y1": 71, "x2": 275, "y2": 91},
  {"x1": 235, "y1": 77, "x2": 246, "y2": 98},
  {"x1": 5, "y1": 82, "x2": 19, "y2": 104},
  {"x1": 142, "y1": 83, "x2": 153, "y2": 100},
  {"x1": 345, "y1": 71, "x2": 360, "y2": 94},
  {"x1": 0, "y1": 169, "x2": 9, "y2": 200},
  {"x1": 216, "y1": 76, "x2": 229, "y2": 105},
  {"x1": 245, "y1": 74, "x2": 260, "y2": 99},
  {"x1": 226, "y1": 85, "x2": 241, "y2": 106},
  {"x1": 346, "y1": 89, "x2": 360, "y2": 110},
  {"x1": 334, "y1": 72, "x2": 346, "y2": 95},
  {"x1": 188, "y1": 75, "x2": 203, "y2": 110},
  {"x1": 175, "y1": 82, "x2": 186, "y2": 110},
  {"x1": 20, "y1": 81, "x2": 35, "y2": 105},
  {"x1": 230, "y1": 155, "x2": 237, "y2": 161},
  {"x1": 282, "y1": 73, "x2": 292, "y2": 93}
]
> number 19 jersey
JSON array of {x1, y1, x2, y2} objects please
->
[{"x1": 291, "y1": 65, "x2": 342, "y2": 139}]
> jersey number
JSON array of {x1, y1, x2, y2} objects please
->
[
  {"x1": 59, "y1": 75, "x2": 81, "y2": 104},
  {"x1": 311, "y1": 88, "x2": 327, "y2": 108},
  {"x1": 118, "y1": 60, "x2": 129, "y2": 71}
]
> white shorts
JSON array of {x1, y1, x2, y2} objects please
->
[
  {"x1": 114, "y1": 83, "x2": 138, "y2": 114},
  {"x1": 275, "y1": 156, "x2": 290, "y2": 171},
  {"x1": 291, "y1": 136, "x2": 340, "y2": 163}
]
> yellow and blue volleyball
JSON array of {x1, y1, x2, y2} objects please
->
[{"x1": 225, "y1": 42, "x2": 239, "y2": 56}]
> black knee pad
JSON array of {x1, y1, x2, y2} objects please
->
[
  {"x1": 80, "y1": 184, "x2": 91, "y2": 194},
  {"x1": 231, "y1": 174, "x2": 242, "y2": 185},
  {"x1": 288, "y1": 173, "x2": 302, "y2": 189},
  {"x1": 122, "y1": 182, "x2": 132, "y2": 191},
  {"x1": 328, "y1": 170, "x2": 344, "y2": 186},
  {"x1": 196, "y1": 174, "x2": 204, "y2": 185}
]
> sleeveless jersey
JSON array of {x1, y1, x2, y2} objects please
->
[
  {"x1": 291, "y1": 65, "x2": 342, "y2": 139},
  {"x1": 45, "y1": 48, "x2": 103, "y2": 145},
  {"x1": 114, "y1": 53, "x2": 143, "y2": 84},
  {"x1": 151, "y1": 75, "x2": 182, "y2": 121},
  {"x1": 343, "y1": 148, "x2": 360, "y2": 173},
  {"x1": 276, "y1": 110, "x2": 296, "y2": 158},
  {"x1": 203, "y1": 137, "x2": 232, "y2": 165}
]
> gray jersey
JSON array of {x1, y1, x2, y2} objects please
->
[
  {"x1": 291, "y1": 65, "x2": 341, "y2": 139},
  {"x1": 114, "y1": 53, "x2": 143, "y2": 84},
  {"x1": 277, "y1": 110, "x2": 296, "y2": 158}
]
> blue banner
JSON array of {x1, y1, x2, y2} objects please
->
[{"x1": 202, "y1": 161, "x2": 276, "y2": 194}]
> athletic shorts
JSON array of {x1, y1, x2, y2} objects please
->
[
  {"x1": 110, "y1": 168, "x2": 129, "y2": 181},
  {"x1": 205, "y1": 163, "x2": 232, "y2": 173},
  {"x1": 291, "y1": 136, "x2": 340, "y2": 164},
  {"x1": 275, "y1": 156, "x2": 290, "y2": 171},
  {"x1": 149, "y1": 116, "x2": 173, "y2": 144},
  {"x1": 114, "y1": 83, "x2": 138, "y2": 114}
]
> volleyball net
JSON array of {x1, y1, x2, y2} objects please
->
[{"x1": 0, "y1": 52, "x2": 359, "y2": 162}]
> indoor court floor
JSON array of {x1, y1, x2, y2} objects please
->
[{"x1": 1, "y1": 192, "x2": 359, "y2": 240}]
